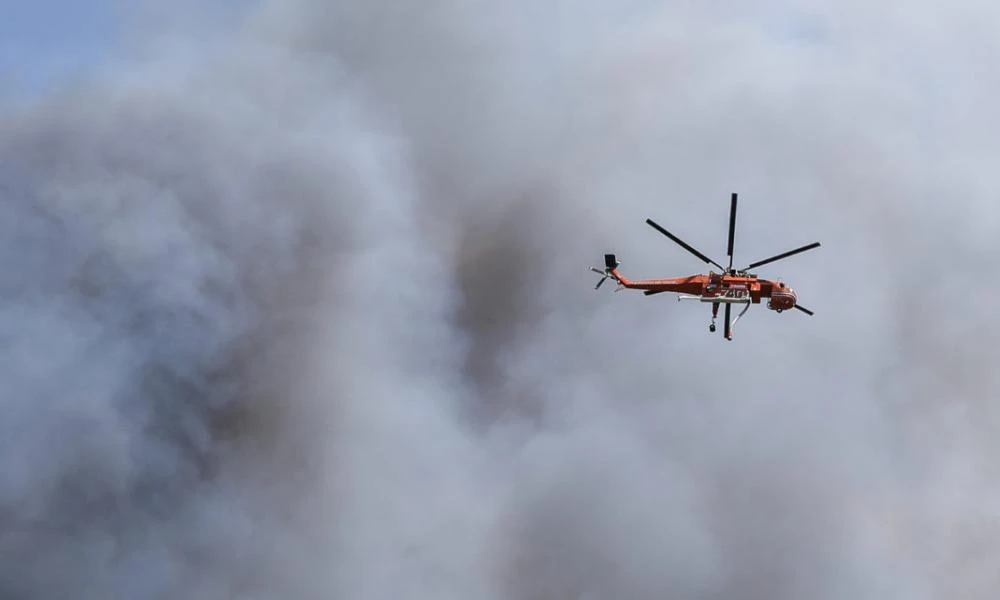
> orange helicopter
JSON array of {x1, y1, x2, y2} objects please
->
[{"x1": 590, "y1": 193, "x2": 820, "y2": 340}]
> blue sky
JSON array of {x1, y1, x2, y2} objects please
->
[{"x1": 1, "y1": 2, "x2": 118, "y2": 96}]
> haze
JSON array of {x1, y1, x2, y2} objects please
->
[{"x1": 1, "y1": 1, "x2": 998, "y2": 598}]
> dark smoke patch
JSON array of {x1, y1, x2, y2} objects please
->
[{"x1": 453, "y1": 193, "x2": 556, "y2": 426}]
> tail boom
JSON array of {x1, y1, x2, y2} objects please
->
[
  {"x1": 595, "y1": 254, "x2": 707, "y2": 294},
  {"x1": 611, "y1": 271, "x2": 706, "y2": 295}
]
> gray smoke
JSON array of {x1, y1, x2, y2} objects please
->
[{"x1": 2, "y1": 1, "x2": 999, "y2": 598}]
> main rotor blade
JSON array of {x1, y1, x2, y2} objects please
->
[
  {"x1": 793, "y1": 304, "x2": 814, "y2": 316},
  {"x1": 645, "y1": 218, "x2": 725, "y2": 271},
  {"x1": 745, "y1": 242, "x2": 821, "y2": 270},
  {"x1": 724, "y1": 303, "x2": 732, "y2": 339},
  {"x1": 726, "y1": 193, "x2": 737, "y2": 271}
]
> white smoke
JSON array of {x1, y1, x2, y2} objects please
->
[{"x1": 1, "y1": 1, "x2": 999, "y2": 598}]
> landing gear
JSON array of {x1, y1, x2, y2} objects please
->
[{"x1": 709, "y1": 323, "x2": 716, "y2": 332}]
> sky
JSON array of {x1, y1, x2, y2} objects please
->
[
  {"x1": 0, "y1": 2, "x2": 119, "y2": 96},
  {"x1": 1, "y1": 1, "x2": 1000, "y2": 599}
]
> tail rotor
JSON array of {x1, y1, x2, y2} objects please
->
[{"x1": 590, "y1": 254, "x2": 620, "y2": 289}]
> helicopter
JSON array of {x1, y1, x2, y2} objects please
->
[{"x1": 590, "y1": 192, "x2": 820, "y2": 341}]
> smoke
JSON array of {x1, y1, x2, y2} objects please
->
[{"x1": 2, "y1": 0, "x2": 999, "y2": 598}]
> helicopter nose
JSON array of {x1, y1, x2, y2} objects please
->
[{"x1": 770, "y1": 288, "x2": 797, "y2": 310}]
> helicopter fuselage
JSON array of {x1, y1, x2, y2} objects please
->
[{"x1": 613, "y1": 270, "x2": 797, "y2": 312}]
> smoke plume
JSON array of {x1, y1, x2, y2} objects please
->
[{"x1": 2, "y1": 1, "x2": 999, "y2": 598}]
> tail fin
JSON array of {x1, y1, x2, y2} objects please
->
[{"x1": 590, "y1": 254, "x2": 622, "y2": 289}]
